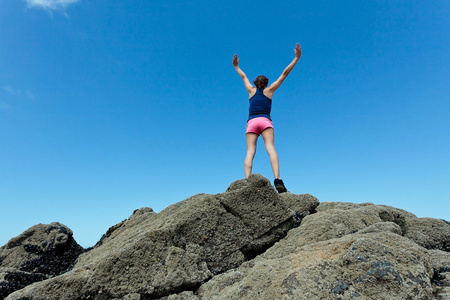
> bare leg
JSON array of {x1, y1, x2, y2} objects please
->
[
  {"x1": 245, "y1": 133, "x2": 259, "y2": 178},
  {"x1": 261, "y1": 128, "x2": 280, "y2": 179}
]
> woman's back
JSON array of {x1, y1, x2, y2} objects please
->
[{"x1": 248, "y1": 88, "x2": 272, "y2": 121}]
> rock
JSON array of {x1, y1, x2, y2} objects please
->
[
  {"x1": 0, "y1": 268, "x2": 47, "y2": 299},
  {"x1": 404, "y1": 217, "x2": 450, "y2": 252},
  {"x1": 3, "y1": 176, "x2": 450, "y2": 299},
  {"x1": 0, "y1": 222, "x2": 84, "y2": 299},
  {"x1": 94, "y1": 207, "x2": 156, "y2": 248},
  {"x1": 279, "y1": 192, "x2": 319, "y2": 217},
  {"x1": 6, "y1": 174, "x2": 296, "y2": 299},
  {"x1": 160, "y1": 291, "x2": 198, "y2": 300},
  {"x1": 198, "y1": 233, "x2": 437, "y2": 299},
  {"x1": 316, "y1": 201, "x2": 374, "y2": 212},
  {"x1": 314, "y1": 201, "x2": 450, "y2": 253},
  {"x1": 197, "y1": 203, "x2": 450, "y2": 299},
  {"x1": 225, "y1": 179, "x2": 247, "y2": 192}
]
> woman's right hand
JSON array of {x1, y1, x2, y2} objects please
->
[{"x1": 294, "y1": 44, "x2": 302, "y2": 58}]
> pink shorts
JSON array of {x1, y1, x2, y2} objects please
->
[{"x1": 246, "y1": 117, "x2": 274, "y2": 135}]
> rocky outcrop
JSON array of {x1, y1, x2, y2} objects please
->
[
  {"x1": 4, "y1": 174, "x2": 307, "y2": 299},
  {"x1": 0, "y1": 222, "x2": 84, "y2": 299},
  {"x1": 2, "y1": 174, "x2": 449, "y2": 299},
  {"x1": 197, "y1": 202, "x2": 450, "y2": 299}
]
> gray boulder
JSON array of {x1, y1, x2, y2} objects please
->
[
  {"x1": 6, "y1": 174, "x2": 300, "y2": 299},
  {"x1": 0, "y1": 222, "x2": 84, "y2": 299},
  {"x1": 0, "y1": 268, "x2": 46, "y2": 299},
  {"x1": 93, "y1": 207, "x2": 156, "y2": 248},
  {"x1": 197, "y1": 202, "x2": 450, "y2": 299},
  {"x1": 3, "y1": 176, "x2": 449, "y2": 300},
  {"x1": 279, "y1": 192, "x2": 319, "y2": 217}
]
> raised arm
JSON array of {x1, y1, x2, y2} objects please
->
[
  {"x1": 265, "y1": 44, "x2": 302, "y2": 97},
  {"x1": 233, "y1": 54, "x2": 255, "y2": 95}
]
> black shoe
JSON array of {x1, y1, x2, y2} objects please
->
[{"x1": 274, "y1": 178, "x2": 287, "y2": 193}]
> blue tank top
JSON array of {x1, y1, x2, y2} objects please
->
[{"x1": 248, "y1": 88, "x2": 272, "y2": 121}]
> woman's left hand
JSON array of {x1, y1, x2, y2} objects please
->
[{"x1": 232, "y1": 54, "x2": 240, "y2": 67}]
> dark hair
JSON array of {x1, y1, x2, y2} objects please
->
[{"x1": 253, "y1": 75, "x2": 269, "y2": 89}]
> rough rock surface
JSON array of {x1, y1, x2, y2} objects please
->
[
  {"x1": 197, "y1": 202, "x2": 450, "y2": 299},
  {"x1": 5, "y1": 174, "x2": 302, "y2": 299},
  {"x1": 279, "y1": 192, "x2": 319, "y2": 218},
  {"x1": 0, "y1": 222, "x2": 84, "y2": 299},
  {"x1": 2, "y1": 175, "x2": 449, "y2": 300}
]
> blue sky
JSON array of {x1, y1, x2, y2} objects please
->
[{"x1": 1, "y1": 0, "x2": 449, "y2": 248}]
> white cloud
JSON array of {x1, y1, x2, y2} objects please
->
[
  {"x1": 2, "y1": 86, "x2": 20, "y2": 96},
  {"x1": 25, "y1": 0, "x2": 80, "y2": 11},
  {"x1": 25, "y1": 91, "x2": 35, "y2": 99},
  {"x1": 2, "y1": 86, "x2": 35, "y2": 99}
]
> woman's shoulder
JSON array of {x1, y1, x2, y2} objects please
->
[
  {"x1": 262, "y1": 89, "x2": 273, "y2": 100},
  {"x1": 248, "y1": 87, "x2": 257, "y2": 99}
]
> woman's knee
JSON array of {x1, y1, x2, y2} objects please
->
[
  {"x1": 245, "y1": 153, "x2": 256, "y2": 162},
  {"x1": 246, "y1": 146, "x2": 257, "y2": 156},
  {"x1": 267, "y1": 149, "x2": 278, "y2": 160},
  {"x1": 265, "y1": 143, "x2": 276, "y2": 153}
]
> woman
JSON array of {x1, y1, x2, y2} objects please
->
[{"x1": 233, "y1": 43, "x2": 301, "y2": 193}]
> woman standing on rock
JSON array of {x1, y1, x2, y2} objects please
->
[{"x1": 233, "y1": 43, "x2": 301, "y2": 193}]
